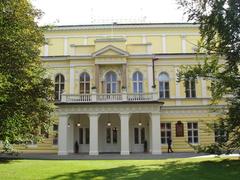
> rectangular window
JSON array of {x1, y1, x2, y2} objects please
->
[
  {"x1": 106, "y1": 128, "x2": 111, "y2": 143},
  {"x1": 187, "y1": 122, "x2": 198, "y2": 144},
  {"x1": 134, "y1": 128, "x2": 139, "y2": 144},
  {"x1": 79, "y1": 128, "x2": 83, "y2": 144},
  {"x1": 185, "y1": 79, "x2": 196, "y2": 98},
  {"x1": 112, "y1": 128, "x2": 117, "y2": 144},
  {"x1": 161, "y1": 123, "x2": 171, "y2": 144},
  {"x1": 85, "y1": 128, "x2": 89, "y2": 144}
]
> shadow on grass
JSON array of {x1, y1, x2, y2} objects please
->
[
  {"x1": 0, "y1": 159, "x2": 11, "y2": 164},
  {"x1": 48, "y1": 159, "x2": 240, "y2": 180}
]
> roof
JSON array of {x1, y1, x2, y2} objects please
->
[{"x1": 46, "y1": 22, "x2": 200, "y2": 31}]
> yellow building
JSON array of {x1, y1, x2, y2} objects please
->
[{"x1": 15, "y1": 23, "x2": 224, "y2": 155}]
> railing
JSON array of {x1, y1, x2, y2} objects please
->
[
  {"x1": 97, "y1": 93, "x2": 122, "y2": 102},
  {"x1": 61, "y1": 92, "x2": 158, "y2": 103},
  {"x1": 127, "y1": 93, "x2": 154, "y2": 101},
  {"x1": 64, "y1": 94, "x2": 91, "y2": 102}
]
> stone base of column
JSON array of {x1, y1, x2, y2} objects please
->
[
  {"x1": 120, "y1": 151, "x2": 130, "y2": 155},
  {"x1": 151, "y1": 150, "x2": 162, "y2": 155},
  {"x1": 89, "y1": 151, "x2": 99, "y2": 155},
  {"x1": 58, "y1": 151, "x2": 68, "y2": 155}
]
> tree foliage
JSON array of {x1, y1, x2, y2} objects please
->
[
  {"x1": 0, "y1": 0, "x2": 54, "y2": 150},
  {"x1": 177, "y1": 0, "x2": 240, "y2": 153}
]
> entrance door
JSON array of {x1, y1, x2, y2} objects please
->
[
  {"x1": 78, "y1": 127, "x2": 89, "y2": 153},
  {"x1": 132, "y1": 127, "x2": 146, "y2": 152},
  {"x1": 104, "y1": 126, "x2": 120, "y2": 152}
]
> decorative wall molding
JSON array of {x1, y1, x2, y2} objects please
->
[
  {"x1": 48, "y1": 23, "x2": 200, "y2": 31},
  {"x1": 57, "y1": 103, "x2": 162, "y2": 115}
]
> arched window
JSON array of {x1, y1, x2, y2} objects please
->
[
  {"x1": 105, "y1": 71, "x2": 117, "y2": 93},
  {"x1": 133, "y1": 71, "x2": 143, "y2": 93},
  {"x1": 55, "y1": 74, "x2": 65, "y2": 100},
  {"x1": 80, "y1": 72, "x2": 90, "y2": 94},
  {"x1": 159, "y1": 73, "x2": 170, "y2": 98}
]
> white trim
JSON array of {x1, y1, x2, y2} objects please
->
[
  {"x1": 64, "y1": 37, "x2": 68, "y2": 55},
  {"x1": 175, "y1": 67, "x2": 181, "y2": 105},
  {"x1": 162, "y1": 34, "x2": 166, "y2": 53},
  {"x1": 84, "y1": 36, "x2": 88, "y2": 45},
  {"x1": 181, "y1": 34, "x2": 186, "y2": 53},
  {"x1": 48, "y1": 23, "x2": 200, "y2": 31},
  {"x1": 147, "y1": 44, "x2": 152, "y2": 54},
  {"x1": 44, "y1": 33, "x2": 200, "y2": 39},
  {"x1": 201, "y1": 78, "x2": 207, "y2": 97},
  {"x1": 69, "y1": 66, "x2": 75, "y2": 94},
  {"x1": 147, "y1": 65, "x2": 153, "y2": 92},
  {"x1": 92, "y1": 45, "x2": 129, "y2": 57},
  {"x1": 44, "y1": 39, "x2": 48, "y2": 56},
  {"x1": 142, "y1": 35, "x2": 147, "y2": 43}
]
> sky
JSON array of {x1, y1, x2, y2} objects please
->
[{"x1": 31, "y1": 0, "x2": 188, "y2": 26}]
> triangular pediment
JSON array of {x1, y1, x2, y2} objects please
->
[{"x1": 92, "y1": 45, "x2": 129, "y2": 57}]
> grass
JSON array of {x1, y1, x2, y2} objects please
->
[{"x1": 0, "y1": 157, "x2": 239, "y2": 180}]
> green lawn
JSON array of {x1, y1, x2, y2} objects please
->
[{"x1": 0, "y1": 157, "x2": 239, "y2": 180}]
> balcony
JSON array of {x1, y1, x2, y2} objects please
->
[{"x1": 61, "y1": 91, "x2": 159, "y2": 103}]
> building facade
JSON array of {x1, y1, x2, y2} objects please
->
[{"x1": 8, "y1": 23, "x2": 225, "y2": 155}]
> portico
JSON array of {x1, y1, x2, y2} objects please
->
[{"x1": 57, "y1": 102, "x2": 163, "y2": 155}]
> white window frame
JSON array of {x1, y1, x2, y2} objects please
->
[
  {"x1": 105, "y1": 71, "x2": 117, "y2": 93},
  {"x1": 106, "y1": 127, "x2": 118, "y2": 144},
  {"x1": 185, "y1": 79, "x2": 196, "y2": 98},
  {"x1": 134, "y1": 127, "x2": 145, "y2": 144},
  {"x1": 80, "y1": 72, "x2": 90, "y2": 94},
  {"x1": 79, "y1": 127, "x2": 90, "y2": 145},
  {"x1": 161, "y1": 122, "x2": 171, "y2": 144},
  {"x1": 133, "y1": 71, "x2": 143, "y2": 93},
  {"x1": 55, "y1": 74, "x2": 65, "y2": 100},
  {"x1": 158, "y1": 73, "x2": 170, "y2": 99},
  {"x1": 187, "y1": 122, "x2": 199, "y2": 144}
]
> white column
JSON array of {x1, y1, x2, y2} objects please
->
[
  {"x1": 175, "y1": 67, "x2": 181, "y2": 105},
  {"x1": 147, "y1": 64, "x2": 153, "y2": 93},
  {"x1": 89, "y1": 113, "x2": 99, "y2": 155},
  {"x1": 84, "y1": 36, "x2": 88, "y2": 45},
  {"x1": 120, "y1": 113, "x2": 130, "y2": 155},
  {"x1": 69, "y1": 66, "x2": 74, "y2": 94},
  {"x1": 64, "y1": 37, "x2": 68, "y2": 55},
  {"x1": 67, "y1": 119, "x2": 74, "y2": 153},
  {"x1": 58, "y1": 114, "x2": 69, "y2": 155},
  {"x1": 142, "y1": 35, "x2": 147, "y2": 43},
  {"x1": 181, "y1": 34, "x2": 186, "y2": 53},
  {"x1": 151, "y1": 112, "x2": 162, "y2": 155},
  {"x1": 44, "y1": 38, "x2": 49, "y2": 56},
  {"x1": 201, "y1": 78, "x2": 207, "y2": 97},
  {"x1": 162, "y1": 34, "x2": 166, "y2": 53},
  {"x1": 201, "y1": 78, "x2": 208, "y2": 105}
]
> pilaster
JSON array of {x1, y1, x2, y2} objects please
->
[
  {"x1": 120, "y1": 113, "x2": 130, "y2": 155},
  {"x1": 151, "y1": 112, "x2": 162, "y2": 155},
  {"x1": 89, "y1": 113, "x2": 99, "y2": 155},
  {"x1": 58, "y1": 114, "x2": 69, "y2": 155}
]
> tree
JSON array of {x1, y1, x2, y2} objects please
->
[
  {"x1": 177, "y1": 0, "x2": 240, "y2": 153},
  {"x1": 0, "y1": 0, "x2": 54, "y2": 152}
]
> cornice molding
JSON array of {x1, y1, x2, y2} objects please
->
[{"x1": 47, "y1": 23, "x2": 200, "y2": 31}]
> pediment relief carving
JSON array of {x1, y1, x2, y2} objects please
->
[{"x1": 92, "y1": 45, "x2": 129, "y2": 57}]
